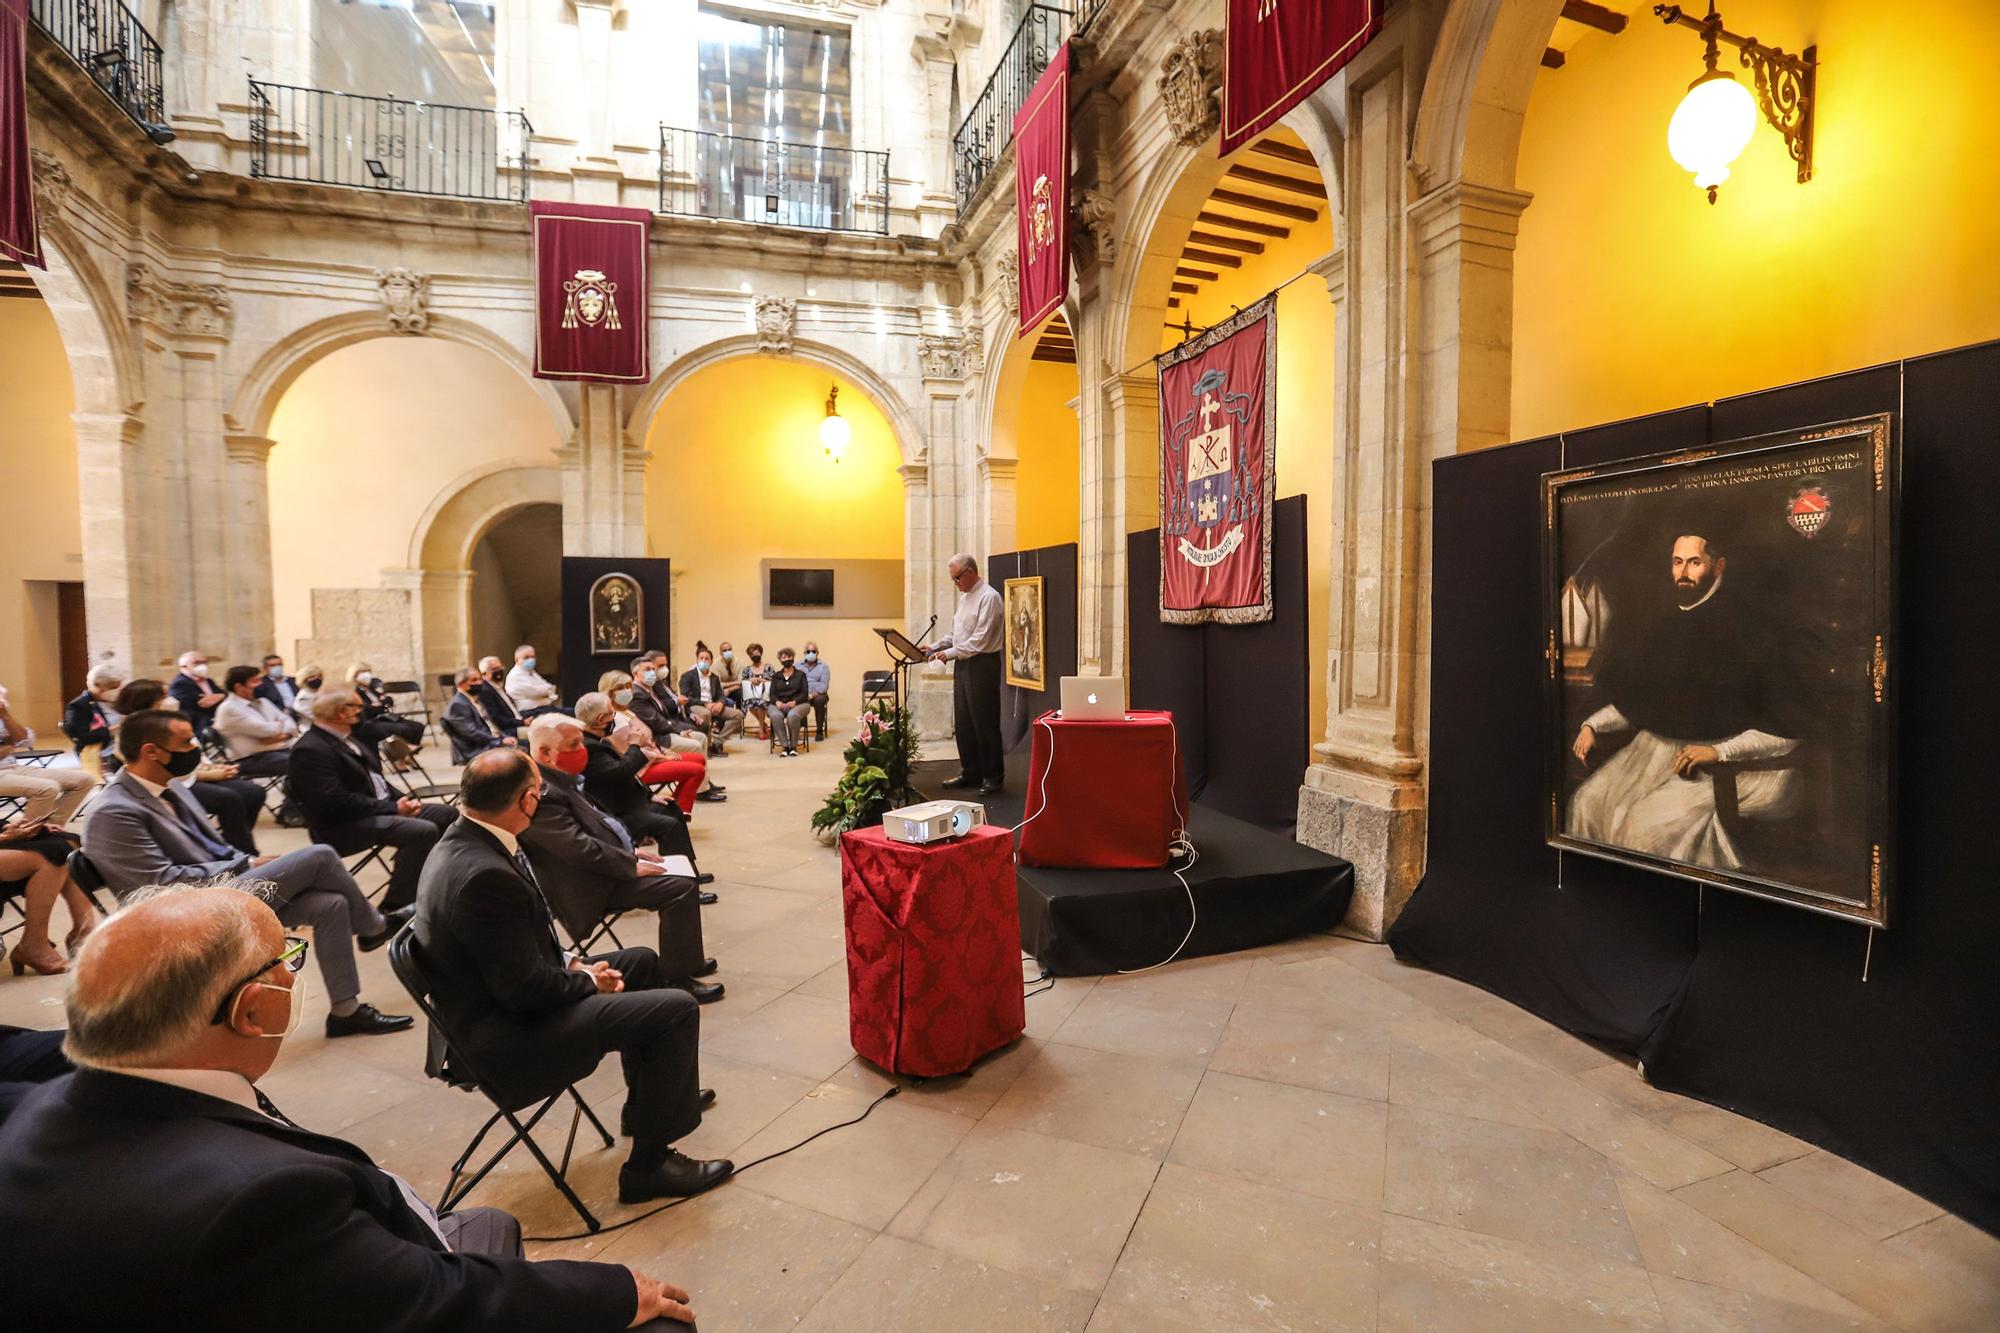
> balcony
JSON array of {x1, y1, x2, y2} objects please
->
[
  {"x1": 30, "y1": 0, "x2": 172, "y2": 142},
  {"x1": 952, "y1": 4, "x2": 1071, "y2": 214},
  {"x1": 247, "y1": 79, "x2": 532, "y2": 203},
  {"x1": 657, "y1": 126, "x2": 890, "y2": 236}
]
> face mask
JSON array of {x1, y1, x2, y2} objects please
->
[
  {"x1": 612, "y1": 688, "x2": 634, "y2": 707},
  {"x1": 553, "y1": 746, "x2": 589, "y2": 776},
  {"x1": 238, "y1": 972, "x2": 306, "y2": 1040},
  {"x1": 721, "y1": 651, "x2": 733, "y2": 663},
  {"x1": 358, "y1": 672, "x2": 377, "y2": 687},
  {"x1": 188, "y1": 663, "x2": 209, "y2": 679},
  {"x1": 641, "y1": 670, "x2": 658, "y2": 686},
  {"x1": 302, "y1": 677, "x2": 322, "y2": 690},
  {"x1": 696, "y1": 660, "x2": 711, "y2": 674},
  {"x1": 266, "y1": 667, "x2": 285, "y2": 681},
  {"x1": 750, "y1": 652, "x2": 762, "y2": 663},
  {"x1": 521, "y1": 657, "x2": 537, "y2": 672},
  {"x1": 486, "y1": 668, "x2": 504, "y2": 682},
  {"x1": 804, "y1": 652, "x2": 818, "y2": 663},
  {"x1": 781, "y1": 659, "x2": 795, "y2": 669},
  {"x1": 163, "y1": 745, "x2": 203, "y2": 778}
]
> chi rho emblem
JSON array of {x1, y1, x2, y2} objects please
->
[
  {"x1": 1178, "y1": 367, "x2": 1249, "y2": 570},
  {"x1": 561, "y1": 268, "x2": 622, "y2": 331}
]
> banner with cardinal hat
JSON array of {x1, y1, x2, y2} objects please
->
[
  {"x1": 531, "y1": 199, "x2": 650, "y2": 382},
  {"x1": 1158, "y1": 295, "x2": 1276, "y2": 624},
  {"x1": 1013, "y1": 42, "x2": 1069, "y2": 338},
  {"x1": 1220, "y1": 0, "x2": 1381, "y2": 156}
]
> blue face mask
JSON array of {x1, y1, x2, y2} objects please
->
[
  {"x1": 721, "y1": 651, "x2": 733, "y2": 663},
  {"x1": 697, "y1": 660, "x2": 711, "y2": 674},
  {"x1": 521, "y1": 657, "x2": 537, "y2": 672},
  {"x1": 804, "y1": 651, "x2": 818, "y2": 663},
  {"x1": 641, "y1": 670, "x2": 658, "y2": 686}
]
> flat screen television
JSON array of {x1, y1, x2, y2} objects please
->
[{"x1": 769, "y1": 567, "x2": 835, "y2": 608}]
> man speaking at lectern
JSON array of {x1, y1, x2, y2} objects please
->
[{"x1": 922, "y1": 553, "x2": 1005, "y2": 796}]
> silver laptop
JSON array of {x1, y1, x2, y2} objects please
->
[{"x1": 1059, "y1": 675, "x2": 1128, "y2": 720}]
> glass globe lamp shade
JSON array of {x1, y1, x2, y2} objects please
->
[
  {"x1": 1667, "y1": 71, "x2": 1758, "y2": 198},
  {"x1": 819, "y1": 408, "x2": 851, "y2": 461}
]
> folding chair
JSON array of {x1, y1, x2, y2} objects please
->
[
  {"x1": 379, "y1": 680, "x2": 433, "y2": 734},
  {"x1": 861, "y1": 670, "x2": 895, "y2": 711},
  {"x1": 8, "y1": 747, "x2": 63, "y2": 769},
  {"x1": 377, "y1": 736, "x2": 459, "y2": 805},
  {"x1": 387, "y1": 928, "x2": 613, "y2": 1233},
  {"x1": 767, "y1": 717, "x2": 812, "y2": 755},
  {"x1": 1, "y1": 847, "x2": 114, "y2": 943}
]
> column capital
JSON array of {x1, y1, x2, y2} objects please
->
[
  {"x1": 1102, "y1": 370, "x2": 1158, "y2": 414},
  {"x1": 1408, "y1": 179, "x2": 1534, "y2": 258},
  {"x1": 224, "y1": 432, "x2": 276, "y2": 464},
  {"x1": 1311, "y1": 247, "x2": 1346, "y2": 301}
]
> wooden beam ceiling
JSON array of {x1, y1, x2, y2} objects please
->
[
  {"x1": 1561, "y1": 0, "x2": 1628, "y2": 35},
  {"x1": 1209, "y1": 187, "x2": 1319, "y2": 222},
  {"x1": 1172, "y1": 281, "x2": 1199, "y2": 294},
  {"x1": 1187, "y1": 228, "x2": 1264, "y2": 255},
  {"x1": 1197, "y1": 209, "x2": 1291, "y2": 239},
  {"x1": 1224, "y1": 163, "x2": 1327, "y2": 198},
  {"x1": 1175, "y1": 264, "x2": 1220, "y2": 282},
  {"x1": 1542, "y1": 47, "x2": 1565, "y2": 69},
  {"x1": 1181, "y1": 246, "x2": 1243, "y2": 269},
  {"x1": 1249, "y1": 137, "x2": 1317, "y2": 168}
]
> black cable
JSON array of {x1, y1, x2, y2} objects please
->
[{"x1": 521, "y1": 1086, "x2": 900, "y2": 1244}]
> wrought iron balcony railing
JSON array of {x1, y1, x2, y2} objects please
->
[
  {"x1": 30, "y1": 0, "x2": 172, "y2": 142},
  {"x1": 952, "y1": 4, "x2": 1071, "y2": 214},
  {"x1": 248, "y1": 79, "x2": 533, "y2": 203},
  {"x1": 657, "y1": 126, "x2": 890, "y2": 236}
]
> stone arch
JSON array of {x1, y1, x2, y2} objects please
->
[
  {"x1": 227, "y1": 310, "x2": 574, "y2": 442},
  {"x1": 403, "y1": 461, "x2": 564, "y2": 680},
  {"x1": 1411, "y1": 0, "x2": 1566, "y2": 192},
  {"x1": 25, "y1": 227, "x2": 132, "y2": 418}
]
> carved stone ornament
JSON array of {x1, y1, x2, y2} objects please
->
[
  {"x1": 30, "y1": 148, "x2": 72, "y2": 222},
  {"x1": 917, "y1": 325, "x2": 984, "y2": 381},
  {"x1": 373, "y1": 267, "x2": 430, "y2": 334},
  {"x1": 1159, "y1": 28, "x2": 1224, "y2": 147},
  {"x1": 1076, "y1": 189, "x2": 1116, "y2": 266},
  {"x1": 996, "y1": 249, "x2": 1019, "y2": 318},
  {"x1": 753, "y1": 295, "x2": 797, "y2": 355},
  {"x1": 125, "y1": 263, "x2": 233, "y2": 338}
]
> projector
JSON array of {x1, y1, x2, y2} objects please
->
[{"x1": 882, "y1": 799, "x2": 986, "y2": 845}]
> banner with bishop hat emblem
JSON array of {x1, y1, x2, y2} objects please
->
[
  {"x1": 1220, "y1": 0, "x2": 1381, "y2": 156},
  {"x1": 531, "y1": 199, "x2": 650, "y2": 382},
  {"x1": 1013, "y1": 42, "x2": 1070, "y2": 338}
]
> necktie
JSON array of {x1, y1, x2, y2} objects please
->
[
  {"x1": 166, "y1": 789, "x2": 230, "y2": 859},
  {"x1": 511, "y1": 848, "x2": 540, "y2": 890},
  {"x1": 254, "y1": 1087, "x2": 302, "y2": 1129}
]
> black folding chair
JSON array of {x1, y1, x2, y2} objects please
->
[
  {"x1": 2, "y1": 847, "x2": 115, "y2": 942},
  {"x1": 379, "y1": 680, "x2": 432, "y2": 732},
  {"x1": 7, "y1": 748, "x2": 63, "y2": 769},
  {"x1": 378, "y1": 736, "x2": 459, "y2": 805},
  {"x1": 861, "y1": 669, "x2": 895, "y2": 710},
  {"x1": 387, "y1": 928, "x2": 613, "y2": 1233}
]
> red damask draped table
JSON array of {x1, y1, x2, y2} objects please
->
[
  {"x1": 839, "y1": 824, "x2": 1024, "y2": 1077},
  {"x1": 1019, "y1": 710, "x2": 1188, "y2": 869}
]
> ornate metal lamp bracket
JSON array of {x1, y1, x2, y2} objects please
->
[{"x1": 1655, "y1": 3, "x2": 1817, "y2": 184}]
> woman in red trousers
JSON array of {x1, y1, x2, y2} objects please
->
[{"x1": 597, "y1": 670, "x2": 712, "y2": 814}]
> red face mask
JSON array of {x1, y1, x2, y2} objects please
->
[{"x1": 552, "y1": 746, "x2": 589, "y2": 776}]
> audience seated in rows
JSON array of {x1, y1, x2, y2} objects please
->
[
  {"x1": 520, "y1": 715, "x2": 720, "y2": 1001},
  {"x1": 767, "y1": 649, "x2": 811, "y2": 756},
  {"x1": 1, "y1": 818, "x2": 94, "y2": 977},
  {"x1": 506, "y1": 644, "x2": 561, "y2": 720},
  {"x1": 288, "y1": 690, "x2": 454, "y2": 914},
  {"x1": 254, "y1": 654, "x2": 298, "y2": 715},
  {"x1": 214, "y1": 665, "x2": 299, "y2": 778},
  {"x1": 735, "y1": 644, "x2": 774, "y2": 738},
  {"x1": 576, "y1": 694, "x2": 720, "y2": 857},
  {"x1": 61, "y1": 664, "x2": 124, "y2": 776},
  {"x1": 477, "y1": 656, "x2": 527, "y2": 734},
  {"x1": 111, "y1": 679, "x2": 266, "y2": 854},
  {"x1": 290, "y1": 665, "x2": 325, "y2": 724},
  {"x1": 677, "y1": 647, "x2": 742, "y2": 757},
  {"x1": 0, "y1": 885, "x2": 699, "y2": 1328},
  {"x1": 349, "y1": 663, "x2": 426, "y2": 751},
  {"x1": 0, "y1": 683, "x2": 95, "y2": 825},
  {"x1": 168, "y1": 651, "x2": 227, "y2": 739},
  {"x1": 444, "y1": 665, "x2": 522, "y2": 764},
  {"x1": 81, "y1": 709, "x2": 412, "y2": 1037},
  {"x1": 412, "y1": 749, "x2": 732, "y2": 1206},
  {"x1": 801, "y1": 641, "x2": 831, "y2": 744},
  {"x1": 600, "y1": 672, "x2": 718, "y2": 813},
  {"x1": 628, "y1": 653, "x2": 707, "y2": 759}
]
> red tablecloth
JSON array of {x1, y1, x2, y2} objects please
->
[
  {"x1": 838, "y1": 824, "x2": 1024, "y2": 1077},
  {"x1": 1018, "y1": 710, "x2": 1188, "y2": 869}
]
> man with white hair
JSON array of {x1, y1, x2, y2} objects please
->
[
  {"x1": 506, "y1": 643, "x2": 561, "y2": 719},
  {"x1": 166, "y1": 650, "x2": 228, "y2": 738},
  {"x1": 921, "y1": 552, "x2": 1006, "y2": 795},
  {"x1": 0, "y1": 885, "x2": 699, "y2": 1328}
]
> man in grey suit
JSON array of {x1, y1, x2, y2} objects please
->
[{"x1": 81, "y1": 709, "x2": 413, "y2": 1038}]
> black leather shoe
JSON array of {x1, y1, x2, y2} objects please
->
[
  {"x1": 707, "y1": 745, "x2": 725, "y2": 757},
  {"x1": 693, "y1": 957, "x2": 718, "y2": 978},
  {"x1": 697, "y1": 789, "x2": 728, "y2": 803},
  {"x1": 706, "y1": 784, "x2": 727, "y2": 795},
  {"x1": 699, "y1": 1087, "x2": 716, "y2": 1113},
  {"x1": 358, "y1": 906, "x2": 415, "y2": 953},
  {"x1": 698, "y1": 891, "x2": 718, "y2": 905},
  {"x1": 618, "y1": 1149, "x2": 733, "y2": 1203},
  {"x1": 696, "y1": 871, "x2": 715, "y2": 885},
  {"x1": 673, "y1": 978, "x2": 725, "y2": 1003},
  {"x1": 978, "y1": 780, "x2": 1003, "y2": 796},
  {"x1": 324, "y1": 1003, "x2": 414, "y2": 1038},
  {"x1": 940, "y1": 775, "x2": 978, "y2": 789}
]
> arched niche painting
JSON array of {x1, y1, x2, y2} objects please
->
[{"x1": 589, "y1": 572, "x2": 644, "y2": 655}]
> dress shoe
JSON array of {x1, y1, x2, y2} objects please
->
[
  {"x1": 325, "y1": 1003, "x2": 415, "y2": 1038},
  {"x1": 939, "y1": 775, "x2": 978, "y2": 790},
  {"x1": 618, "y1": 1148, "x2": 733, "y2": 1203},
  {"x1": 672, "y1": 977, "x2": 725, "y2": 1003},
  {"x1": 692, "y1": 957, "x2": 718, "y2": 978},
  {"x1": 697, "y1": 789, "x2": 728, "y2": 803},
  {"x1": 622, "y1": 1089, "x2": 715, "y2": 1137},
  {"x1": 696, "y1": 871, "x2": 715, "y2": 885},
  {"x1": 358, "y1": 905, "x2": 415, "y2": 953},
  {"x1": 978, "y1": 780, "x2": 1003, "y2": 796},
  {"x1": 9, "y1": 941, "x2": 69, "y2": 977},
  {"x1": 706, "y1": 784, "x2": 727, "y2": 795},
  {"x1": 697, "y1": 890, "x2": 718, "y2": 905}
]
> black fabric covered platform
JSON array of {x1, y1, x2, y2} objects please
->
[{"x1": 913, "y1": 753, "x2": 1353, "y2": 975}]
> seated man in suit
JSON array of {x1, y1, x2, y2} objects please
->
[
  {"x1": 445, "y1": 665, "x2": 521, "y2": 764},
  {"x1": 520, "y1": 714, "x2": 720, "y2": 1003},
  {"x1": 414, "y1": 749, "x2": 732, "y2": 1204},
  {"x1": 677, "y1": 648, "x2": 743, "y2": 757},
  {"x1": 167, "y1": 650, "x2": 227, "y2": 740},
  {"x1": 574, "y1": 694, "x2": 720, "y2": 858},
  {"x1": 630, "y1": 652, "x2": 709, "y2": 761},
  {"x1": 288, "y1": 689, "x2": 456, "y2": 913},
  {"x1": 477, "y1": 656, "x2": 526, "y2": 733},
  {"x1": 80, "y1": 709, "x2": 412, "y2": 1037},
  {"x1": 212, "y1": 664, "x2": 298, "y2": 778},
  {"x1": 0, "y1": 884, "x2": 698, "y2": 1329},
  {"x1": 254, "y1": 653, "x2": 298, "y2": 714}
]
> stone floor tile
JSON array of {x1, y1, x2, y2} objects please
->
[
  {"x1": 1377, "y1": 1213, "x2": 1666, "y2": 1331},
  {"x1": 795, "y1": 1233, "x2": 1096, "y2": 1332},
  {"x1": 791, "y1": 959, "x2": 849, "y2": 1002},
  {"x1": 1758, "y1": 1151, "x2": 1946, "y2": 1240},
  {"x1": 1093, "y1": 1163, "x2": 1379, "y2": 1331},
  {"x1": 1332, "y1": 946, "x2": 1500, "y2": 1021},
  {"x1": 1657, "y1": 1103, "x2": 1815, "y2": 1173},
  {"x1": 258, "y1": 1045, "x2": 433, "y2": 1134},
  {"x1": 824, "y1": 1037, "x2": 1044, "y2": 1120},
  {"x1": 1385, "y1": 1103, "x2": 1641, "y2": 1265},
  {"x1": 704, "y1": 925, "x2": 844, "y2": 989},
  {"x1": 668, "y1": 1054, "x2": 821, "y2": 1162},
  {"x1": 983, "y1": 1041, "x2": 1205, "y2": 1159},
  {"x1": 1021, "y1": 974, "x2": 1099, "y2": 1041},
  {"x1": 1168, "y1": 1070, "x2": 1387, "y2": 1208},
  {"x1": 1209, "y1": 999, "x2": 1394, "y2": 1101},
  {"x1": 702, "y1": 991, "x2": 859, "y2": 1081},
  {"x1": 1647, "y1": 1274, "x2": 1889, "y2": 1332},
  {"x1": 1387, "y1": 1042, "x2": 1548, "y2": 1130},
  {"x1": 727, "y1": 1082, "x2": 970, "y2": 1229},
  {"x1": 1089, "y1": 949, "x2": 1257, "y2": 1003},
  {"x1": 1238, "y1": 953, "x2": 1426, "y2": 1026},
  {"x1": 1884, "y1": 1212, "x2": 2000, "y2": 1281},
  {"x1": 888, "y1": 1122, "x2": 1161, "y2": 1293},
  {"x1": 1047, "y1": 984, "x2": 1234, "y2": 1065},
  {"x1": 1456, "y1": 996, "x2": 1622, "y2": 1076}
]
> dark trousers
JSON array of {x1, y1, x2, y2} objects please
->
[
  {"x1": 357, "y1": 715, "x2": 426, "y2": 750},
  {"x1": 808, "y1": 692, "x2": 829, "y2": 740},
  {"x1": 441, "y1": 1206, "x2": 695, "y2": 1332},
  {"x1": 572, "y1": 948, "x2": 701, "y2": 1163},
  {"x1": 319, "y1": 805, "x2": 456, "y2": 911},
  {"x1": 192, "y1": 778, "x2": 264, "y2": 854},
  {"x1": 952, "y1": 651, "x2": 1004, "y2": 783},
  {"x1": 605, "y1": 875, "x2": 705, "y2": 977},
  {"x1": 613, "y1": 803, "x2": 697, "y2": 864},
  {"x1": 233, "y1": 749, "x2": 291, "y2": 778}
]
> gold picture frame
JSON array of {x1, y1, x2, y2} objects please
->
[
  {"x1": 588, "y1": 572, "x2": 644, "y2": 655},
  {"x1": 1004, "y1": 575, "x2": 1046, "y2": 691}
]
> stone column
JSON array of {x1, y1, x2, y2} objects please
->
[
  {"x1": 562, "y1": 383, "x2": 647, "y2": 556},
  {"x1": 222, "y1": 432, "x2": 278, "y2": 663},
  {"x1": 71, "y1": 411, "x2": 147, "y2": 673},
  {"x1": 980, "y1": 454, "x2": 1017, "y2": 560},
  {"x1": 382, "y1": 567, "x2": 473, "y2": 685},
  {"x1": 912, "y1": 336, "x2": 980, "y2": 740}
]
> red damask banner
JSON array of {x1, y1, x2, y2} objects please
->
[
  {"x1": 1013, "y1": 42, "x2": 1069, "y2": 337},
  {"x1": 1158, "y1": 295, "x2": 1276, "y2": 624},
  {"x1": 0, "y1": 0, "x2": 41, "y2": 268},
  {"x1": 530, "y1": 200, "x2": 650, "y2": 382},
  {"x1": 1220, "y1": 0, "x2": 1381, "y2": 156}
]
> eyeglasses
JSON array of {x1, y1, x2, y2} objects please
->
[{"x1": 210, "y1": 936, "x2": 309, "y2": 1024}]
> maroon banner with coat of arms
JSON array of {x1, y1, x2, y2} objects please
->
[
  {"x1": 531, "y1": 200, "x2": 650, "y2": 382},
  {"x1": 1220, "y1": 0, "x2": 1381, "y2": 156},
  {"x1": 0, "y1": 0, "x2": 41, "y2": 268},
  {"x1": 1013, "y1": 42, "x2": 1069, "y2": 338},
  {"x1": 1158, "y1": 295, "x2": 1276, "y2": 624}
]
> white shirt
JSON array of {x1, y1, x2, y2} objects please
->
[
  {"x1": 463, "y1": 812, "x2": 520, "y2": 856},
  {"x1": 215, "y1": 694, "x2": 297, "y2": 756},
  {"x1": 935, "y1": 577, "x2": 1004, "y2": 660},
  {"x1": 506, "y1": 664, "x2": 558, "y2": 712}
]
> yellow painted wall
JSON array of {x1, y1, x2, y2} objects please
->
[
  {"x1": 267, "y1": 338, "x2": 562, "y2": 660},
  {"x1": 1013, "y1": 357, "x2": 1080, "y2": 550},
  {"x1": 1513, "y1": 0, "x2": 2000, "y2": 439},
  {"x1": 641, "y1": 356, "x2": 905, "y2": 724},
  {"x1": 0, "y1": 297, "x2": 84, "y2": 736}
]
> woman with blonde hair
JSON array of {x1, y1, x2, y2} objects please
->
[{"x1": 598, "y1": 670, "x2": 720, "y2": 813}]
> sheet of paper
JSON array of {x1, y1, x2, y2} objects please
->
[{"x1": 660, "y1": 855, "x2": 696, "y2": 878}]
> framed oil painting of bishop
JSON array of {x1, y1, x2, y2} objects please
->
[
  {"x1": 1005, "y1": 576, "x2": 1046, "y2": 692},
  {"x1": 1543, "y1": 415, "x2": 1897, "y2": 927}
]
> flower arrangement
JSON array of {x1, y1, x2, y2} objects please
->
[{"x1": 811, "y1": 702, "x2": 919, "y2": 841}]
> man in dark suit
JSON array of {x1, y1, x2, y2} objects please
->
[
  {"x1": 254, "y1": 653, "x2": 298, "y2": 713},
  {"x1": 167, "y1": 650, "x2": 227, "y2": 739},
  {"x1": 627, "y1": 652, "x2": 684, "y2": 742},
  {"x1": 444, "y1": 665, "x2": 520, "y2": 764},
  {"x1": 520, "y1": 714, "x2": 721, "y2": 1002},
  {"x1": 413, "y1": 748, "x2": 731, "y2": 1204},
  {"x1": 476, "y1": 655, "x2": 526, "y2": 733},
  {"x1": 0, "y1": 884, "x2": 699, "y2": 1328},
  {"x1": 676, "y1": 647, "x2": 742, "y2": 756},
  {"x1": 288, "y1": 688, "x2": 455, "y2": 912}
]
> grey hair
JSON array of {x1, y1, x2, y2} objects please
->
[
  {"x1": 310, "y1": 687, "x2": 359, "y2": 722},
  {"x1": 526, "y1": 712, "x2": 582, "y2": 754},
  {"x1": 453, "y1": 666, "x2": 477, "y2": 687},
  {"x1": 949, "y1": 552, "x2": 978, "y2": 576},
  {"x1": 176, "y1": 650, "x2": 203, "y2": 666},
  {"x1": 87, "y1": 663, "x2": 124, "y2": 689},
  {"x1": 64, "y1": 880, "x2": 276, "y2": 1068},
  {"x1": 573, "y1": 691, "x2": 613, "y2": 730}
]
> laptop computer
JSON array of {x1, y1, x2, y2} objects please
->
[{"x1": 1059, "y1": 675, "x2": 1128, "y2": 720}]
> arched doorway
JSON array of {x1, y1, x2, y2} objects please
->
[
  {"x1": 468, "y1": 503, "x2": 563, "y2": 680},
  {"x1": 985, "y1": 309, "x2": 1080, "y2": 554}
]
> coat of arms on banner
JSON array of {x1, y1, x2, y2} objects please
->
[
  {"x1": 562, "y1": 268, "x2": 622, "y2": 330},
  {"x1": 1158, "y1": 295, "x2": 1277, "y2": 624},
  {"x1": 1027, "y1": 174, "x2": 1055, "y2": 262}
]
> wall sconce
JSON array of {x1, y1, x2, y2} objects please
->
[
  {"x1": 819, "y1": 383, "x2": 850, "y2": 463},
  {"x1": 1654, "y1": 3, "x2": 1816, "y2": 203}
]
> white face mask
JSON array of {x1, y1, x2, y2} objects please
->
[
  {"x1": 188, "y1": 663, "x2": 210, "y2": 679},
  {"x1": 236, "y1": 971, "x2": 307, "y2": 1040},
  {"x1": 612, "y1": 688, "x2": 634, "y2": 707}
]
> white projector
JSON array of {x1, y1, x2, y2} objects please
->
[{"x1": 883, "y1": 799, "x2": 986, "y2": 845}]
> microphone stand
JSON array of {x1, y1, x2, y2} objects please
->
[{"x1": 878, "y1": 615, "x2": 935, "y2": 806}]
